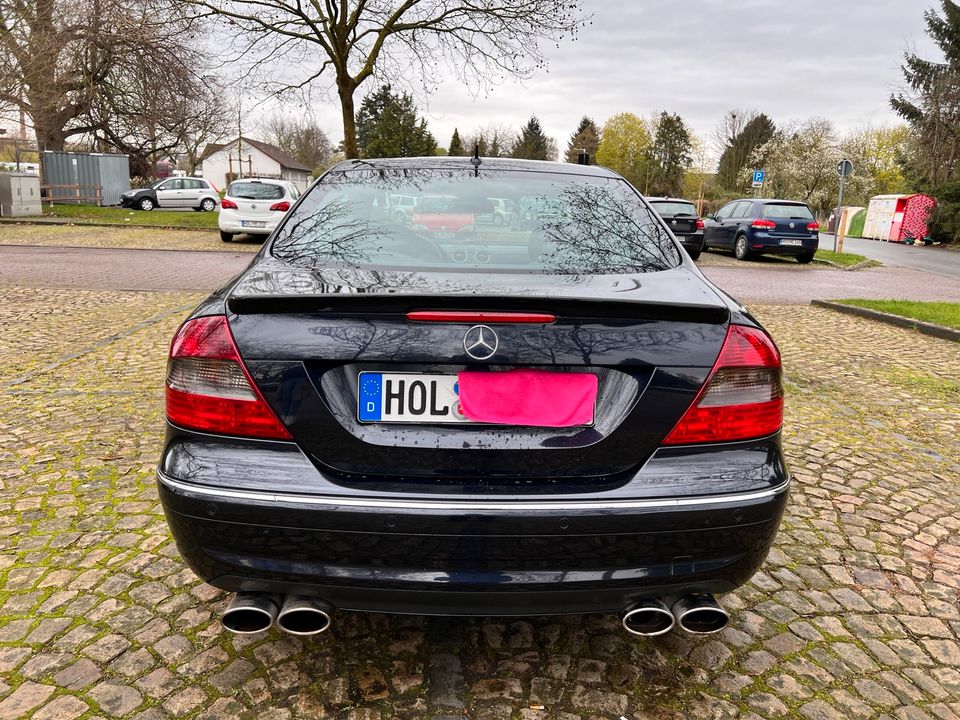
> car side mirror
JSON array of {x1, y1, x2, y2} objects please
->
[{"x1": 707, "y1": 214, "x2": 717, "y2": 221}]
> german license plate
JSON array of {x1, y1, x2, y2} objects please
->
[
  {"x1": 241, "y1": 220, "x2": 266, "y2": 228},
  {"x1": 358, "y1": 372, "x2": 471, "y2": 423},
  {"x1": 780, "y1": 239, "x2": 803, "y2": 246}
]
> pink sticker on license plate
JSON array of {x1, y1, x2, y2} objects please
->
[{"x1": 457, "y1": 369, "x2": 597, "y2": 427}]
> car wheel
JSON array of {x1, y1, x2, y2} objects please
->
[
  {"x1": 220, "y1": 230, "x2": 233, "y2": 243},
  {"x1": 138, "y1": 197, "x2": 154, "y2": 211},
  {"x1": 493, "y1": 214, "x2": 505, "y2": 226},
  {"x1": 734, "y1": 234, "x2": 752, "y2": 261},
  {"x1": 200, "y1": 198, "x2": 217, "y2": 212},
  {"x1": 687, "y1": 249, "x2": 701, "y2": 261},
  {"x1": 797, "y1": 252, "x2": 815, "y2": 264}
]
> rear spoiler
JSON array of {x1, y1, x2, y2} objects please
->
[{"x1": 226, "y1": 294, "x2": 730, "y2": 324}]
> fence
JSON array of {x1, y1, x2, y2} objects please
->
[{"x1": 41, "y1": 184, "x2": 103, "y2": 206}]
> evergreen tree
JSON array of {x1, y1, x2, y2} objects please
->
[
  {"x1": 647, "y1": 112, "x2": 693, "y2": 197},
  {"x1": 510, "y1": 116, "x2": 551, "y2": 160},
  {"x1": 891, "y1": 1, "x2": 960, "y2": 241},
  {"x1": 356, "y1": 85, "x2": 437, "y2": 158},
  {"x1": 564, "y1": 117, "x2": 601, "y2": 163},
  {"x1": 448, "y1": 128, "x2": 466, "y2": 156},
  {"x1": 716, "y1": 114, "x2": 776, "y2": 191}
]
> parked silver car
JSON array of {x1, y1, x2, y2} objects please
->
[{"x1": 120, "y1": 177, "x2": 220, "y2": 212}]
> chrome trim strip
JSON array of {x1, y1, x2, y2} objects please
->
[{"x1": 157, "y1": 471, "x2": 789, "y2": 512}]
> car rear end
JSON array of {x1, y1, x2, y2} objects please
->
[
  {"x1": 648, "y1": 199, "x2": 705, "y2": 258},
  {"x1": 219, "y1": 180, "x2": 294, "y2": 237},
  {"x1": 158, "y1": 161, "x2": 788, "y2": 633},
  {"x1": 747, "y1": 201, "x2": 819, "y2": 259}
]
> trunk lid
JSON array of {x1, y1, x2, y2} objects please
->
[{"x1": 227, "y1": 258, "x2": 730, "y2": 486}]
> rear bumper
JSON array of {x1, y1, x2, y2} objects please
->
[
  {"x1": 157, "y1": 449, "x2": 789, "y2": 615},
  {"x1": 675, "y1": 230, "x2": 704, "y2": 252},
  {"x1": 749, "y1": 232, "x2": 819, "y2": 255},
  {"x1": 219, "y1": 213, "x2": 280, "y2": 235}
]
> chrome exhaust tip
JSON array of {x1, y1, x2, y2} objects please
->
[
  {"x1": 621, "y1": 599, "x2": 676, "y2": 637},
  {"x1": 276, "y1": 595, "x2": 333, "y2": 636},
  {"x1": 672, "y1": 593, "x2": 729, "y2": 635},
  {"x1": 221, "y1": 592, "x2": 282, "y2": 634}
]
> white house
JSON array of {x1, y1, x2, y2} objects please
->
[{"x1": 201, "y1": 137, "x2": 312, "y2": 191}]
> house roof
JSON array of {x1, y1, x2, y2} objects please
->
[{"x1": 202, "y1": 136, "x2": 312, "y2": 172}]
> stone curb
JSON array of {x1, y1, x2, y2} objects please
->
[
  {"x1": 811, "y1": 300, "x2": 960, "y2": 342},
  {"x1": 0, "y1": 217, "x2": 217, "y2": 233}
]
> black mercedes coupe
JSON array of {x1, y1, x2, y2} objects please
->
[{"x1": 158, "y1": 158, "x2": 789, "y2": 638}]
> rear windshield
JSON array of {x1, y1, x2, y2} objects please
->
[
  {"x1": 270, "y1": 169, "x2": 682, "y2": 274},
  {"x1": 228, "y1": 182, "x2": 284, "y2": 200},
  {"x1": 762, "y1": 203, "x2": 814, "y2": 220},
  {"x1": 649, "y1": 201, "x2": 698, "y2": 217}
]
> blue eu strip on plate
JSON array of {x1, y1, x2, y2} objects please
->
[{"x1": 358, "y1": 372, "x2": 383, "y2": 422}]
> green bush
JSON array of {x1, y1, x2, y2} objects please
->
[
  {"x1": 927, "y1": 180, "x2": 960, "y2": 244},
  {"x1": 847, "y1": 208, "x2": 867, "y2": 238}
]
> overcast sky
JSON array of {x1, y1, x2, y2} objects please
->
[{"x1": 252, "y1": 0, "x2": 939, "y2": 153}]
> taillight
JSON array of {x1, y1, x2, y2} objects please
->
[
  {"x1": 807, "y1": 222, "x2": 820, "y2": 232},
  {"x1": 751, "y1": 219, "x2": 776, "y2": 230},
  {"x1": 662, "y1": 324, "x2": 783, "y2": 445},
  {"x1": 695, "y1": 218, "x2": 705, "y2": 230},
  {"x1": 165, "y1": 316, "x2": 292, "y2": 440},
  {"x1": 270, "y1": 201, "x2": 291, "y2": 212},
  {"x1": 220, "y1": 198, "x2": 238, "y2": 210}
]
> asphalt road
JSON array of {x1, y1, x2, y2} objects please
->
[
  {"x1": 4, "y1": 244, "x2": 960, "y2": 304},
  {"x1": 822, "y1": 232, "x2": 960, "y2": 279}
]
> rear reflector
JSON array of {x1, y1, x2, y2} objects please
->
[
  {"x1": 662, "y1": 324, "x2": 783, "y2": 445},
  {"x1": 406, "y1": 311, "x2": 557, "y2": 324},
  {"x1": 165, "y1": 315, "x2": 291, "y2": 440}
]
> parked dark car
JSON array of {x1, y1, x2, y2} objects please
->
[
  {"x1": 647, "y1": 197, "x2": 705, "y2": 260},
  {"x1": 703, "y1": 199, "x2": 820, "y2": 262},
  {"x1": 120, "y1": 177, "x2": 220, "y2": 212},
  {"x1": 158, "y1": 158, "x2": 789, "y2": 639}
]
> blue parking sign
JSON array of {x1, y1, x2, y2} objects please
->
[{"x1": 752, "y1": 170, "x2": 765, "y2": 185}]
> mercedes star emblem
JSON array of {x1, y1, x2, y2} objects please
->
[{"x1": 463, "y1": 325, "x2": 499, "y2": 360}]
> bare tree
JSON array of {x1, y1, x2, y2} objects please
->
[
  {"x1": 183, "y1": 0, "x2": 588, "y2": 159},
  {"x1": 0, "y1": 0, "x2": 203, "y2": 160},
  {"x1": 262, "y1": 114, "x2": 335, "y2": 172}
]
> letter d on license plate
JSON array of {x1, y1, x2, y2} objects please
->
[{"x1": 358, "y1": 372, "x2": 472, "y2": 423}]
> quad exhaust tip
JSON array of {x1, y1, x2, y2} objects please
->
[
  {"x1": 221, "y1": 592, "x2": 282, "y2": 634},
  {"x1": 672, "y1": 593, "x2": 729, "y2": 635},
  {"x1": 276, "y1": 595, "x2": 333, "y2": 636},
  {"x1": 621, "y1": 599, "x2": 676, "y2": 637}
]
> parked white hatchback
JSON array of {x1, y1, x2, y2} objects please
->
[{"x1": 219, "y1": 178, "x2": 300, "y2": 242}]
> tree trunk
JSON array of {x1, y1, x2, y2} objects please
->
[{"x1": 338, "y1": 81, "x2": 359, "y2": 159}]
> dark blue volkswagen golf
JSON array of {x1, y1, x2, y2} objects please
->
[
  {"x1": 157, "y1": 158, "x2": 789, "y2": 639},
  {"x1": 703, "y1": 199, "x2": 820, "y2": 263}
]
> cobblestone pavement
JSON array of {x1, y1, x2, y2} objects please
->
[
  {"x1": 0, "y1": 224, "x2": 261, "y2": 253},
  {"x1": 1, "y1": 283, "x2": 959, "y2": 720}
]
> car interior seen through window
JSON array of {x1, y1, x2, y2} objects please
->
[
  {"x1": 228, "y1": 182, "x2": 285, "y2": 200},
  {"x1": 270, "y1": 169, "x2": 683, "y2": 274}
]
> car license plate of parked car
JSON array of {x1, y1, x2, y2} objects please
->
[
  {"x1": 358, "y1": 372, "x2": 471, "y2": 423},
  {"x1": 780, "y1": 239, "x2": 803, "y2": 246},
  {"x1": 241, "y1": 221, "x2": 267, "y2": 228}
]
